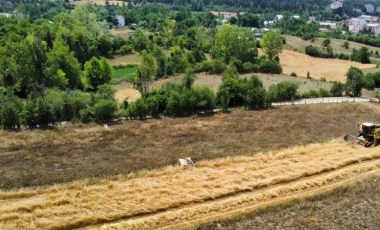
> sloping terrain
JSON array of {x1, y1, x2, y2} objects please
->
[
  {"x1": 1, "y1": 141, "x2": 380, "y2": 229},
  {"x1": 1, "y1": 104, "x2": 380, "y2": 190},
  {"x1": 200, "y1": 172, "x2": 380, "y2": 230}
]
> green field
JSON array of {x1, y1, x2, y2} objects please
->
[
  {"x1": 112, "y1": 66, "x2": 138, "y2": 84},
  {"x1": 285, "y1": 35, "x2": 380, "y2": 65}
]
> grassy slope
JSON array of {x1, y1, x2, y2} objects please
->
[
  {"x1": 285, "y1": 35, "x2": 380, "y2": 58},
  {"x1": 285, "y1": 35, "x2": 380, "y2": 74},
  {"x1": 199, "y1": 173, "x2": 380, "y2": 230},
  {"x1": 1, "y1": 103, "x2": 380, "y2": 190}
]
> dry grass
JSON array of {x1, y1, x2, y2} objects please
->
[
  {"x1": 108, "y1": 53, "x2": 141, "y2": 66},
  {"x1": 1, "y1": 141, "x2": 380, "y2": 229},
  {"x1": 113, "y1": 83, "x2": 141, "y2": 102},
  {"x1": 285, "y1": 35, "x2": 380, "y2": 57},
  {"x1": 200, "y1": 171, "x2": 380, "y2": 230},
  {"x1": 278, "y1": 49, "x2": 375, "y2": 82},
  {"x1": 1, "y1": 103, "x2": 380, "y2": 190},
  {"x1": 110, "y1": 29, "x2": 135, "y2": 38}
]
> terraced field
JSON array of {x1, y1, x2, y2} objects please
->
[{"x1": 1, "y1": 141, "x2": 380, "y2": 230}]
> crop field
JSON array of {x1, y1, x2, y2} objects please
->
[
  {"x1": 200, "y1": 171, "x2": 380, "y2": 230},
  {"x1": 1, "y1": 103, "x2": 380, "y2": 190},
  {"x1": 112, "y1": 67, "x2": 138, "y2": 84},
  {"x1": 278, "y1": 49, "x2": 375, "y2": 82},
  {"x1": 1, "y1": 140, "x2": 380, "y2": 229}
]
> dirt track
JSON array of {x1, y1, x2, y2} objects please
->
[{"x1": 1, "y1": 141, "x2": 380, "y2": 230}]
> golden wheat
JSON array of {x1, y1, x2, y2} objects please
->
[{"x1": 0, "y1": 140, "x2": 379, "y2": 230}]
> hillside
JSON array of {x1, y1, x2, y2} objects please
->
[{"x1": 1, "y1": 140, "x2": 380, "y2": 229}]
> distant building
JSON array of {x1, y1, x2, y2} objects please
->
[
  {"x1": 353, "y1": 8, "x2": 362, "y2": 13},
  {"x1": 210, "y1": 11, "x2": 244, "y2": 20},
  {"x1": 292, "y1": 15, "x2": 300, "y2": 19},
  {"x1": 0, "y1": 13, "x2": 12, "y2": 17},
  {"x1": 365, "y1": 4, "x2": 375, "y2": 13},
  {"x1": 319, "y1": 21, "x2": 337, "y2": 29},
  {"x1": 308, "y1": 16, "x2": 316, "y2": 23},
  {"x1": 276, "y1": 15, "x2": 284, "y2": 21},
  {"x1": 330, "y1": 1, "x2": 343, "y2": 10},
  {"x1": 116, "y1": 15, "x2": 125, "y2": 27},
  {"x1": 347, "y1": 17, "x2": 368, "y2": 34},
  {"x1": 264, "y1": 20, "x2": 275, "y2": 26}
]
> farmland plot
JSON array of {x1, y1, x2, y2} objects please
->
[{"x1": 1, "y1": 140, "x2": 380, "y2": 230}]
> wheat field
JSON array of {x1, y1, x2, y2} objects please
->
[{"x1": 1, "y1": 140, "x2": 380, "y2": 229}]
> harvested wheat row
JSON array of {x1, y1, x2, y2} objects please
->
[{"x1": 0, "y1": 140, "x2": 379, "y2": 230}]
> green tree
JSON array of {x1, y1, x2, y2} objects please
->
[
  {"x1": 0, "y1": 93, "x2": 23, "y2": 129},
  {"x1": 44, "y1": 37, "x2": 82, "y2": 89},
  {"x1": 345, "y1": 67, "x2": 364, "y2": 97},
  {"x1": 322, "y1": 38, "x2": 331, "y2": 47},
  {"x1": 330, "y1": 81, "x2": 345, "y2": 97},
  {"x1": 211, "y1": 24, "x2": 258, "y2": 64},
  {"x1": 134, "y1": 51, "x2": 157, "y2": 94},
  {"x1": 93, "y1": 99, "x2": 118, "y2": 123},
  {"x1": 260, "y1": 32, "x2": 283, "y2": 60},
  {"x1": 83, "y1": 57, "x2": 113, "y2": 90}
]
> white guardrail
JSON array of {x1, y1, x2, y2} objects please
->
[{"x1": 272, "y1": 97, "x2": 373, "y2": 107}]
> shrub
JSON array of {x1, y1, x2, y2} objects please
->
[
  {"x1": 330, "y1": 81, "x2": 345, "y2": 97},
  {"x1": 127, "y1": 98, "x2": 149, "y2": 120},
  {"x1": 115, "y1": 45, "x2": 133, "y2": 55},
  {"x1": 79, "y1": 107, "x2": 94, "y2": 123},
  {"x1": 259, "y1": 59, "x2": 282, "y2": 74},
  {"x1": 319, "y1": 88, "x2": 331, "y2": 97},
  {"x1": 0, "y1": 94, "x2": 23, "y2": 129},
  {"x1": 290, "y1": 72, "x2": 297, "y2": 77},
  {"x1": 243, "y1": 62, "x2": 258, "y2": 73},
  {"x1": 218, "y1": 88, "x2": 230, "y2": 112},
  {"x1": 193, "y1": 86, "x2": 216, "y2": 112},
  {"x1": 268, "y1": 81, "x2": 300, "y2": 102},
  {"x1": 93, "y1": 99, "x2": 118, "y2": 123}
]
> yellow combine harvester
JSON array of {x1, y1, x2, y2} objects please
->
[{"x1": 344, "y1": 122, "x2": 380, "y2": 147}]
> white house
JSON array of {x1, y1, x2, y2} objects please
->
[
  {"x1": 116, "y1": 15, "x2": 125, "y2": 27},
  {"x1": 330, "y1": 1, "x2": 343, "y2": 10},
  {"x1": 347, "y1": 17, "x2": 368, "y2": 34},
  {"x1": 365, "y1": 4, "x2": 375, "y2": 13},
  {"x1": 276, "y1": 15, "x2": 284, "y2": 21},
  {"x1": 319, "y1": 21, "x2": 337, "y2": 29}
]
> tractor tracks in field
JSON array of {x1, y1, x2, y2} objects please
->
[{"x1": 81, "y1": 153, "x2": 380, "y2": 230}]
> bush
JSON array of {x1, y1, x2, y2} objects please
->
[
  {"x1": 93, "y1": 99, "x2": 118, "y2": 123},
  {"x1": 259, "y1": 59, "x2": 282, "y2": 74},
  {"x1": 115, "y1": 45, "x2": 133, "y2": 55},
  {"x1": 268, "y1": 81, "x2": 300, "y2": 102},
  {"x1": 79, "y1": 107, "x2": 94, "y2": 123},
  {"x1": 127, "y1": 98, "x2": 149, "y2": 120},
  {"x1": 193, "y1": 86, "x2": 216, "y2": 112},
  {"x1": 217, "y1": 77, "x2": 247, "y2": 107},
  {"x1": 290, "y1": 72, "x2": 297, "y2": 77},
  {"x1": 330, "y1": 81, "x2": 345, "y2": 97},
  {"x1": 243, "y1": 62, "x2": 258, "y2": 73},
  {"x1": 0, "y1": 94, "x2": 23, "y2": 129},
  {"x1": 319, "y1": 88, "x2": 331, "y2": 97}
]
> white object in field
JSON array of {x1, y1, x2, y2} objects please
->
[
  {"x1": 179, "y1": 157, "x2": 195, "y2": 167},
  {"x1": 103, "y1": 124, "x2": 109, "y2": 129}
]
